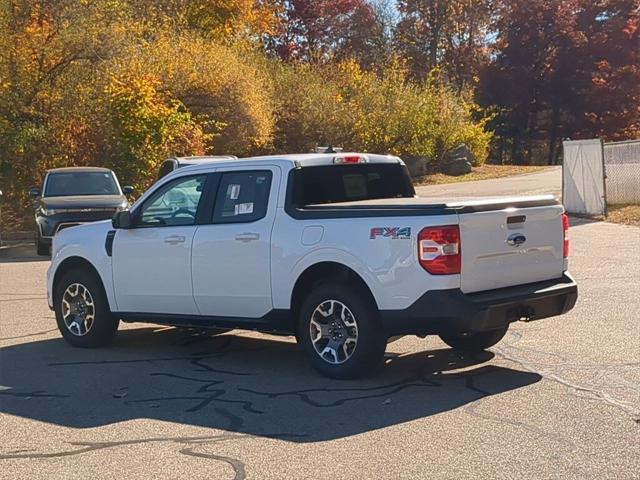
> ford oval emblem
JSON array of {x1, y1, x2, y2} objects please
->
[{"x1": 507, "y1": 233, "x2": 527, "y2": 247}]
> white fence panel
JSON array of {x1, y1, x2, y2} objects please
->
[
  {"x1": 603, "y1": 140, "x2": 640, "y2": 204},
  {"x1": 562, "y1": 139, "x2": 606, "y2": 215}
]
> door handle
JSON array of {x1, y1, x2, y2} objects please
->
[
  {"x1": 164, "y1": 235, "x2": 186, "y2": 245},
  {"x1": 235, "y1": 232, "x2": 260, "y2": 242}
]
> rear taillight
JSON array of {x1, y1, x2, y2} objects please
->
[
  {"x1": 418, "y1": 225, "x2": 461, "y2": 275},
  {"x1": 562, "y1": 213, "x2": 570, "y2": 258}
]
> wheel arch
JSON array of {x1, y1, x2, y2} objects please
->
[
  {"x1": 290, "y1": 262, "x2": 378, "y2": 321},
  {"x1": 52, "y1": 256, "x2": 111, "y2": 308}
]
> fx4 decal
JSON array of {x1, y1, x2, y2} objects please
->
[{"x1": 370, "y1": 227, "x2": 412, "y2": 239}]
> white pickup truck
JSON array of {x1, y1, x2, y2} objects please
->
[{"x1": 47, "y1": 153, "x2": 577, "y2": 378}]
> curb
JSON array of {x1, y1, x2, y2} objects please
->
[{"x1": 1, "y1": 231, "x2": 34, "y2": 242}]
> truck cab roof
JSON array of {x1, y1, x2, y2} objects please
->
[{"x1": 170, "y1": 153, "x2": 403, "y2": 176}]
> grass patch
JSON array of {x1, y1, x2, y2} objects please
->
[
  {"x1": 414, "y1": 164, "x2": 549, "y2": 186},
  {"x1": 606, "y1": 204, "x2": 640, "y2": 227}
]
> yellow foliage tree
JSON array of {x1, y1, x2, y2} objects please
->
[
  {"x1": 105, "y1": 73, "x2": 207, "y2": 190},
  {"x1": 112, "y1": 35, "x2": 275, "y2": 155}
]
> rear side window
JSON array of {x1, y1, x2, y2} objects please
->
[
  {"x1": 213, "y1": 171, "x2": 272, "y2": 223},
  {"x1": 291, "y1": 164, "x2": 415, "y2": 206}
]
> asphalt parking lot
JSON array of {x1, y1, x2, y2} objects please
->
[{"x1": 1, "y1": 174, "x2": 639, "y2": 479}]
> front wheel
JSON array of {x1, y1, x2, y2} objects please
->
[
  {"x1": 54, "y1": 268, "x2": 119, "y2": 347},
  {"x1": 439, "y1": 326, "x2": 508, "y2": 353},
  {"x1": 297, "y1": 283, "x2": 386, "y2": 379}
]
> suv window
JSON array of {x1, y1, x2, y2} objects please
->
[
  {"x1": 45, "y1": 171, "x2": 120, "y2": 197},
  {"x1": 138, "y1": 175, "x2": 206, "y2": 227},
  {"x1": 213, "y1": 171, "x2": 272, "y2": 223}
]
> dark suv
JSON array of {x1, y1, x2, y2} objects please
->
[{"x1": 29, "y1": 167, "x2": 132, "y2": 255}]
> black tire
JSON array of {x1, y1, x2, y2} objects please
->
[
  {"x1": 297, "y1": 283, "x2": 386, "y2": 379},
  {"x1": 36, "y1": 230, "x2": 49, "y2": 256},
  {"x1": 54, "y1": 268, "x2": 119, "y2": 347},
  {"x1": 439, "y1": 326, "x2": 508, "y2": 353}
]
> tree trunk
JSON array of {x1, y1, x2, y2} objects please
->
[{"x1": 547, "y1": 106, "x2": 560, "y2": 165}]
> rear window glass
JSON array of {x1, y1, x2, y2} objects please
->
[
  {"x1": 213, "y1": 171, "x2": 272, "y2": 223},
  {"x1": 291, "y1": 164, "x2": 415, "y2": 206}
]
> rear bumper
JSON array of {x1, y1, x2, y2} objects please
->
[{"x1": 380, "y1": 273, "x2": 578, "y2": 336}]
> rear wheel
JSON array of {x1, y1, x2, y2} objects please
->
[
  {"x1": 297, "y1": 283, "x2": 386, "y2": 379},
  {"x1": 54, "y1": 268, "x2": 119, "y2": 347},
  {"x1": 439, "y1": 326, "x2": 508, "y2": 353}
]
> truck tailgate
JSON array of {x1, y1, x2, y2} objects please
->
[{"x1": 456, "y1": 197, "x2": 565, "y2": 294}]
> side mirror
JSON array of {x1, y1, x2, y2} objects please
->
[
  {"x1": 112, "y1": 210, "x2": 133, "y2": 229},
  {"x1": 29, "y1": 187, "x2": 41, "y2": 198},
  {"x1": 123, "y1": 186, "x2": 134, "y2": 195}
]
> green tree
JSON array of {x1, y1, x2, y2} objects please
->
[
  {"x1": 269, "y1": 59, "x2": 491, "y2": 168},
  {"x1": 105, "y1": 73, "x2": 206, "y2": 189},
  {"x1": 116, "y1": 36, "x2": 275, "y2": 155}
]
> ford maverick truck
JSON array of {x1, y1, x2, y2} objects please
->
[{"x1": 47, "y1": 153, "x2": 577, "y2": 378}]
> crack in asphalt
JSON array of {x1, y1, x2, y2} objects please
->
[
  {"x1": 0, "y1": 433, "x2": 249, "y2": 479},
  {"x1": 493, "y1": 329, "x2": 640, "y2": 421},
  {"x1": 463, "y1": 376, "x2": 578, "y2": 457},
  {"x1": 0, "y1": 413, "x2": 305, "y2": 480},
  {"x1": 48, "y1": 343, "x2": 266, "y2": 370},
  {"x1": 180, "y1": 446, "x2": 246, "y2": 480},
  {"x1": 0, "y1": 390, "x2": 69, "y2": 399},
  {"x1": 238, "y1": 375, "x2": 442, "y2": 408},
  {"x1": 116, "y1": 355, "x2": 261, "y2": 413}
]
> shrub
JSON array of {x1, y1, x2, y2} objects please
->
[
  {"x1": 104, "y1": 73, "x2": 207, "y2": 190},
  {"x1": 267, "y1": 61, "x2": 356, "y2": 152},
  {"x1": 115, "y1": 36, "x2": 275, "y2": 156},
  {"x1": 268, "y1": 59, "x2": 491, "y2": 170}
]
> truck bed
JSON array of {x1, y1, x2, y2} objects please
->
[{"x1": 293, "y1": 194, "x2": 566, "y2": 293}]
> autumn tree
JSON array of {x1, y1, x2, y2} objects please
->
[
  {"x1": 105, "y1": 73, "x2": 207, "y2": 190},
  {"x1": 572, "y1": 0, "x2": 640, "y2": 140},
  {"x1": 394, "y1": 0, "x2": 491, "y2": 90},
  {"x1": 0, "y1": 0, "x2": 132, "y2": 225},
  {"x1": 124, "y1": 0, "x2": 280, "y2": 43},
  {"x1": 118, "y1": 36, "x2": 275, "y2": 155},
  {"x1": 265, "y1": 0, "x2": 387, "y2": 66},
  {"x1": 478, "y1": 0, "x2": 639, "y2": 165}
]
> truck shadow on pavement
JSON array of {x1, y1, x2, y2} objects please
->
[{"x1": 0, "y1": 327, "x2": 541, "y2": 443}]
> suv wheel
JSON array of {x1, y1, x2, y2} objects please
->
[
  {"x1": 439, "y1": 326, "x2": 508, "y2": 353},
  {"x1": 297, "y1": 283, "x2": 386, "y2": 379},
  {"x1": 54, "y1": 268, "x2": 119, "y2": 347}
]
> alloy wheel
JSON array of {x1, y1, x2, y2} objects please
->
[
  {"x1": 309, "y1": 299, "x2": 358, "y2": 364},
  {"x1": 61, "y1": 283, "x2": 95, "y2": 336}
]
